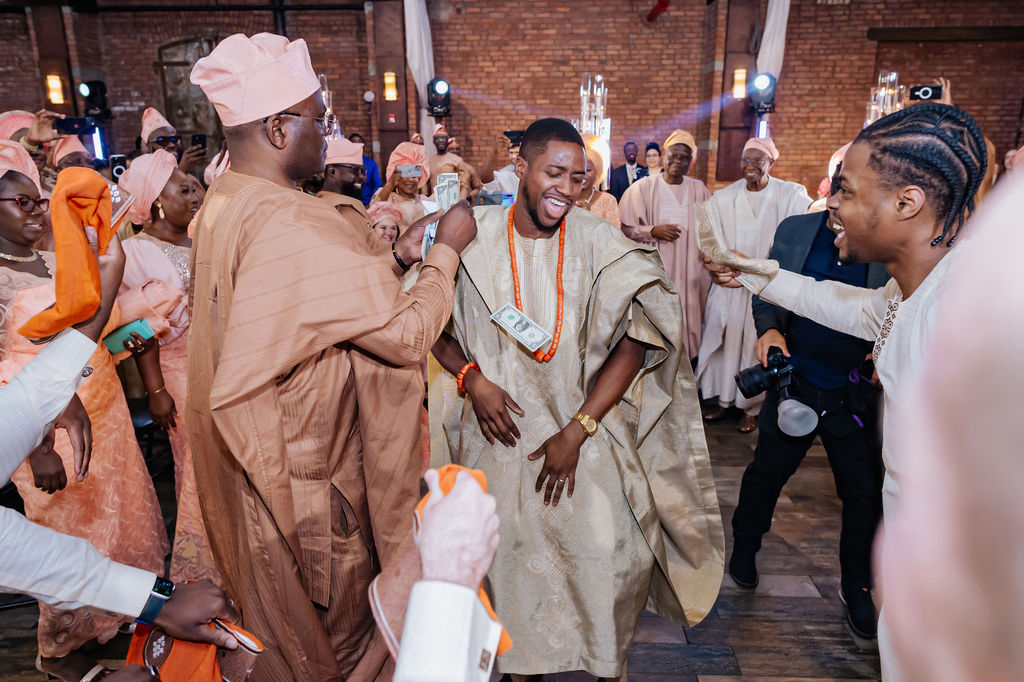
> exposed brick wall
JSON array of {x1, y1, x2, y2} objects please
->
[
  {"x1": 0, "y1": 12, "x2": 43, "y2": 114},
  {"x1": 769, "y1": 0, "x2": 1024, "y2": 194},
  {"x1": 427, "y1": 0, "x2": 709, "y2": 171},
  {"x1": 876, "y1": 40, "x2": 1024, "y2": 169},
  {"x1": 2, "y1": 0, "x2": 1022, "y2": 194}
]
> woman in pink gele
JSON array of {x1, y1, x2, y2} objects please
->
[{"x1": 117, "y1": 149, "x2": 219, "y2": 584}]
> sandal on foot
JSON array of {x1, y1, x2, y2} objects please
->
[{"x1": 738, "y1": 415, "x2": 759, "y2": 432}]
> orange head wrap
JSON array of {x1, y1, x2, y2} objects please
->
[
  {"x1": 663, "y1": 129, "x2": 698, "y2": 162},
  {"x1": 18, "y1": 167, "x2": 114, "y2": 339},
  {"x1": 386, "y1": 141, "x2": 430, "y2": 189},
  {"x1": 118, "y1": 150, "x2": 178, "y2": 225}
]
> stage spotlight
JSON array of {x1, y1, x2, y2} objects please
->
[
  {"x1": 428, "y1": 77, "x2": 451, "y2": 118},
  {"x1": 749, "y1": 72, "x2": 776, "y2": 114},
  {"x1": 79, "y1": 80, "x2": 109, "y2": 118}
]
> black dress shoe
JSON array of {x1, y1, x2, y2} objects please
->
[
  {"x1": 728, "y1": 547, "x2": 759, "y2": 589},
  {"x1": 840, "y1": 585, "x2": 877, "y2": 639}
]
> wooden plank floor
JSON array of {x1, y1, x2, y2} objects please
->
[{"x1": 0, "y1": 418, "x2": 879, "y2": 680}]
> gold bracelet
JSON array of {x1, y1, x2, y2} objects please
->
[
  {"x1": 19, "y1": 136, "x2": 40, "y2": 154},
  {"x1": 148, "y1": 386, "x2": 167, "y2": 396}
]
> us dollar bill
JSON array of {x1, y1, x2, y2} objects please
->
[
  {"x1": 490, "y1": 303, "x2": 553, "y2": 352},
  {"x1": 422, "y1": 173, "x2": 462, "y2": 260}
]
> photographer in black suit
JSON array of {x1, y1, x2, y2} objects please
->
[{"x1": 728, "y1": 172, "x2": 888, "y2": 640}]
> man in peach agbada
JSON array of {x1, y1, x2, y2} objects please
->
[
  {"x1": 187, "y1": 32, "x2": 478, "y2": 681},
  {"x1": 317, "y1": 136, "x2": 368, "y2": 225}
]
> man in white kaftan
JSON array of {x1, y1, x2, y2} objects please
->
[{"x1": 695, "y1": 138, "x2": 810, "y2": 428}]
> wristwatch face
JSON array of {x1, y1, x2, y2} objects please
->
[
  {"x1": 584, "y1": 416, "x2": 598, "y2": 434},
  {"x1": 152, "y1": 577, "x2": 174, "y2": 599}
]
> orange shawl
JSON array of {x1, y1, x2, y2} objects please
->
[
  {"x1": 414, "y1": 464, "x2": 512, "y2": 655},
  {"x1": 19, "y1": 168, "x2": 113, "y2": 339}
]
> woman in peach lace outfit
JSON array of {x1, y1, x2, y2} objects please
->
[
  {"x1": 117, "y1": 150, "x2": 218, "y2": 583},
  {"x1": 0, "y1": 152, "x2": 167, "y2": 679}
]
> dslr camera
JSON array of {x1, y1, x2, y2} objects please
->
[
  {"x1": 734, "y1": 347, "x2": 818, "y2": 437},
  {"x1": 735, "y1": 347, "x2": 792, "y2": 399}
]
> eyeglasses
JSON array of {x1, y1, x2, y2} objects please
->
[
  {"x1": 337, "y1": 164, "x2": 364, "y2": 173},
  {"x1": 272, "y1": 111, "x2": 338, "y2": 136},
  {"x1": 0, "y1": 196, "x2": 49, "y2": 213},
  {"x1": 741, "y1": 156, "x2": 769, "y2": 167},
  {"x1": 153, "y1": 136, "x2": 181, "y2": 147}
]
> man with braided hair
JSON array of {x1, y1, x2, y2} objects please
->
[{"x1": 702, "y1": 102, "x2": 987, "y2": 679}]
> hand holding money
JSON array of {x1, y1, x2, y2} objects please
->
[
  {"x1": 423, "y1": 172, "x2": 463, "y2": 259},
  {"x1": 433, "y1": 200, "x2": 478, "y2": 254}
]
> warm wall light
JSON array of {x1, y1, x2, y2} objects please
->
[
  {"x1": 731, "y1": 68, "x2": 747, "y2": 100},
  {"x1": 46, "y1": 74, "x2": 65, "y2": 105},
  {"x1": 383, "y1": 71, "x2": 398, "y2": 101}
]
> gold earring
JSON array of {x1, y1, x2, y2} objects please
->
[{"x1": 157, "y1": 204, "x2": 165, "y2": 220}]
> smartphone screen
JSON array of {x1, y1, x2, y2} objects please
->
[
  {"x1": 397, "y1": 164, "x2": 422, "y2": 178},
  {"x1": 55, "y1": 117, "x2": 96, "y2": 135}
]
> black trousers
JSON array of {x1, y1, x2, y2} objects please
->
[{"x1": 731, "y1": 385, "x2": 883, "y2": 589}]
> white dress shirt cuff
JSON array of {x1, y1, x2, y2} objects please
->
[
  {"x1": 0, "y1": 507, "x2": 155, "y2": 617},
  {"x1": 394, "y1": 581, "x2": 503, "y2": 682}
]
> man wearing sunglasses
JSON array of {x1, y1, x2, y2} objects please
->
[
  {"x1": 188, "y1": 33, "x2": 479, "y2": 680},
  {"x1": 140, "y1": 107, "x2": 207, "y2": 175}
]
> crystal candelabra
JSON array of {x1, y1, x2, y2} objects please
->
[
  {"x1": 864, "y1": 71, "x2": 906, "y2": 127},
  {"x1": 573, "y1": 73, "x2": 612, "y2": 188}
]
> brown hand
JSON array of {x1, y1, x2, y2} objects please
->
[
  {"x1": 29, "y1": 428, "x2": 66, "y2": 494},
  {"x1": 123, "y1": 331, "x2": 157, "y2": 357},
  {"x1": 26, "y1": 110, "x2": 64, "y2": 145},
  {"x1": 153, "y1": 579, "x2": 241, "y2": 649},
  {"x1": 702, "y1": 255, "x2": 744, "y2": 288},
  {"x1": 148, "y1": 390, "x2": 177, "y2": 431},
  {"x1": 177, "y1": 145, "x2": 207, "y2": 174},
  {"x1": 651, "y1": 224, "x2": 681, "y2": 241},
  {"x1": 55, "y1": 394, "x2": 92, "y2": 481},
  {"x1": 754, "y1": 329, "x2": 790, "y2": 367},
  {"x1": 432, "y1": 200, "x2": 478, "y2": 253},
  {"x1": 527, "y1": 424, "x2": 585, "y2": 506},
  {"x1": 395, "y1": 209, "x2": 441, "y2": 265},
  {"x1": 464, "y1": 370, "x2": 524, "y2": 447}
]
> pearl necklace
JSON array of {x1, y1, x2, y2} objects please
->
[{"x1": 0, "y1": 249, "x2": 38, "y2": 262}]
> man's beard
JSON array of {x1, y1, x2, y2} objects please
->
[
  {"x1": 341, "y1": 180, "x2": 363, "y2": 200},
  {"x1": 521, "y1": 181, "x2": 560, "y2": 232}
]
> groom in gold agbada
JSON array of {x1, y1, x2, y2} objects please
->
[{"x1": 431, "y1": 118, "x2": 724, "y2": 680}]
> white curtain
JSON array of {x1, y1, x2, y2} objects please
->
[
  {"x1": 404, "y1": 0, "x2": 436, "y2": 154},
  {"x1": 756, "y1": 0, "x2": 791, "y2": 78}
]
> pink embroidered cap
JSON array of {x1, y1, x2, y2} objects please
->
[{"x1": 189, "y1": 33, "x2": 321, "y2": 128}]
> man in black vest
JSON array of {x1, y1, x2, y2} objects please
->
[{"x1": 728, "y1": 172, "x2": 888, "y2": 640}]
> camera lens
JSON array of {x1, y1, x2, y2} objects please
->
[{"x1": 735, "y1": 364, "x2": 773, "y2": 399}]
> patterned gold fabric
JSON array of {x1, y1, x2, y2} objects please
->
[{"x1": 433, "y1": 205, "x2": 724, "y2": 677}]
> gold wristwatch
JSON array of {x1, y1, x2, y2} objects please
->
[{"x1": 572, "y1": 411, "x2": 599, "y2": 437}]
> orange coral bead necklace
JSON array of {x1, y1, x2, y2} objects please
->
[{"x1": 507, "y1": 204, "x2": 565, "y2": 363}]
